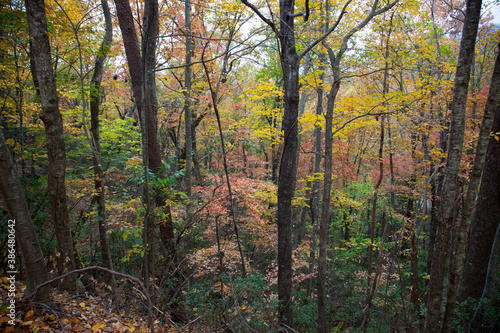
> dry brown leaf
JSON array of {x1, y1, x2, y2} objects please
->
[{"x1": 92, "y1": 321, "x2": 106, "y2": 331}]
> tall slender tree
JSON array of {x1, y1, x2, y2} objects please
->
[
  {"x1": 26, "y1": 0, "x2": 76, "y2": 291},
  {"x1": 459, "y1": 64, "x2": 500, "y2": 305},
  {"x1": 424, "y1": 0, "x2": 482, "y2": 331},
  {"x1": 90, "y1": 0, "x2": 114, "y2": 279},
  {"x1": 442, "y1": 42, "x2": 500, "y2": 333}
]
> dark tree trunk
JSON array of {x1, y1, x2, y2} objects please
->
[
  {"x1": 276, "y1": 0, "x2": 300, "y2": 326},
  {"x1": 0, "y1": 131, "x2": 50, "y2": 303},
  {"x1": 424, "y1": 0, "x2": 482, "y2": 331},
  {"x1": 90, "y1": 0, "x2": 114, "y2": 277},
  {"x1": 318, "y1": 3, "x2": 397, "y2": 330},
  {"x1": 114, "y1": 0, "x2": 173, "y2": 255},
  {"x1": 459, "y1": 93, "x2": 500, "y2": 303},
  {"x1": 26, "y1": 0, "x2": 76, "y2": 291},
  {"x1": 184, "y1": 0, "x2": 193, "y2": 200},
  {"x1": 470, "y1": 222, "x2": 500, "y2": 330},
  {"x1": 442, "y1": 43, "x2": 500, "y2": 333}
]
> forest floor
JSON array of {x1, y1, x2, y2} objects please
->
[{"x1": 0, "y1": 276, "x2": 203, "y2": 332}]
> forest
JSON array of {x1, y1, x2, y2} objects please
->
[{"x1": 0, "y1": 0, "x2": 499, "y2": 331}]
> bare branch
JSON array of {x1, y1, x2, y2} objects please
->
[
  {"x1": 240, "y1": 0, "x2": 277, "y2": 34},
  {"x1": 299, "y1": 0, "x2": 354, "y2": 60}
]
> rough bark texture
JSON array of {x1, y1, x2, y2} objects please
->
[
  {"x1": 459, "y1": 92, "x2": 500, "y2": 303},
  {"x1": 441, "y1": 43, "x2": 500, "y2": 333},
  {"x1": 0, "y1": 131, "x2": 50, "y2": 302},
  {"x1": 317, "y1": 68, "x2": 337, "y2": 333},
  {"x1": 90, "y1": 0, "x2": 113, "y2": 275},
  {"x1": 276, "y1": 0, "x2": 300, "y2": 326},
  {"x1": 114, "y1": 0, "x2": 172, "y2": 253},
  {"x1": 470, "y1": 222, "x2": 500, "y2": 330},
  {"x1": 26, "y1": 0, "x2": 76, "y2": 291},
  {"x1": 423, "y1": 0, "x2": 482, "y2": 331}
]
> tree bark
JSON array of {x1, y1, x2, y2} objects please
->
[
  {"x1": 0, "y1": 131, "x2": 50, "y2": 303},
  {"x1": 90, "y1": 0, "x2": 114, "y2": 277},
  {"x1": 184, "y1": 0, "x2": 193, "y2": 200},
  {"x1": 470, "y1": 222, "x2": 500, "y2": 330},
  {"x1": 318, "y1": 3, "x2": 397, "y2": 330},
  {"x1": 276, "y1": 0, "x2": 300, "y2": 326},
  {"x1": 423, "y1": 0, "x2": 482, "y2": 331},
  {"x1": 441, "y1": 43, "x2": 500, "y2": 333},
  {"x1": 26, "y1": 0, "x2": 76, "y2": 291},
  {"x1": 114, "y1": 0, "x2": 173, "y2": 256},
  {"x1": 459, "y1": 86, "x2": 500, "y2": 303}
]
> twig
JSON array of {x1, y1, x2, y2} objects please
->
[{"x1": 28, "y1": 266, "x2": 156, "y2": 332}]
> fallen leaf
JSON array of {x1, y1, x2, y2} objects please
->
[
  {"x1": 92, "y1": 321, "x2": 106, "y2": 331},
  {"x1": 25, "y1": 309, "x2": 34, "y2": 320}
]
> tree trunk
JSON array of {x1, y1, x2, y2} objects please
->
[
  {"x1": 114, "y1": 0, "x2": 173, "y2": 256},
  {"x1": 275, "y1": 0, "x2": 300, "y2": 327},
  {"x1": 0, "y1": 131, "x2": 50, "y2": 303},
  {"x1": 317, "y1": 3, "x2": 396, "y2": 330},
  {"x1": 459, "y1": 89, "x2": 500, "y2": 303},
  {"x1": 424, "y1": 0, "x2": 482, "y2": 331},
  {"x1": 317, "y1": 61, "x2": 337, "y2": 333},
  {"x1": 26, "y1": 0, "x2": 76, "y2": 291},
  {"x1": 184, "y1": 0, "x2": 193, "y2": 200},
  {"x1": 90, "y1": 0, "x2": 114, "y2": 277},
  {"x1": 470, "y1": 222, "x2": 500, "y2": 330},
  {"x1": 441, "y1": 43, "x2": 500, "y2": 333}
]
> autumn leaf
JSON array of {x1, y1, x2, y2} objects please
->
[
  {"x1": 24, "y1": 309, "x2": 34, "y2": 320},
  {"x1": 92, "y1": 321, "x2": 106, "y2": 331}
]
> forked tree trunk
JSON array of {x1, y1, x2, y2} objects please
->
[
  {"x1": 26, "y1": 0, "x2": 76, "y2": 291},
  {"x1": 424, "y1": 0, "x2": 482, "y2": 331},
  {"x1": 318, "y1": 3, "x2": 396, "y2": 330},
  {"x1": 0, "y1": 132, "x2": 50, "y2": 303}
]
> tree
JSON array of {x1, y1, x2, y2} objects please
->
[
  {"x1": 318, "y1": 2, "x2": 398, "y2": 330},
  {"x1": 0, "y1": 131, "x2": 50, "y2": 303},
  {"x1": 89, "y1": 0, "x2": 115, "y2": 290},
  {"x1": 459, "y1": 55, "x2": 500, "y2": 306},
  {"x1": 442, "y1": 42, "x2": 500, "y2": 332},
  {"x1": 26, "y1": 0, "x2": 76, "y2": 291},
  {"x1": 424, "y1": 0, "x2": 482, "y2": 331},
  {"x1": 240, "y1": 0, "x2": 301, "y2": 326}
]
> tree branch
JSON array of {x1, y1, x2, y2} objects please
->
[
  {"x1": 240, "y1": 0, "x2": 277, "y2": 34},
  {"x1": 28, "y1": 266, "x2": 155, "y2": 332},
  {"x1": 299, "y1": 0, "x2": 354, "y2": 60}
]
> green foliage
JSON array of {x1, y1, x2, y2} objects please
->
[{"x1": 183, "y1": 274, "x2": 276, "y2": 331}]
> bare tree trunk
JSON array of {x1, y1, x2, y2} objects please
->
[
  {"x1": 275, "y1": 0, "x2": 300, "y2": 326},
  {"x1": 26, "y1": 0, "x2": 76, "y2": 291},
  {"x1": 318, "y1": 5, "x2": 396, "y2": 330},
  {"x1": 184, "y1": 0, "x2": 193, "y2": 200},
  {"x1": 441, "y1": 42, "x2": 500, "y2": 333},
  {"x1": 424, "y1": 0, "x2": 482, "y2": 331},
  {"x1": 470, "y1": 222, "x2": 500, "y2": 330},
  {"x1": 459, "y1": 89, "x2": 500, "y2": 303},
  {"x1": 317, "y1": 48, "x2": 338, "y2": 333},
  {"x1": 0, "y1": 131, "x2": 50, "y2": 303},
  {"x1": 90, "y1": 0, "x2": 113, "y2": 275}
]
